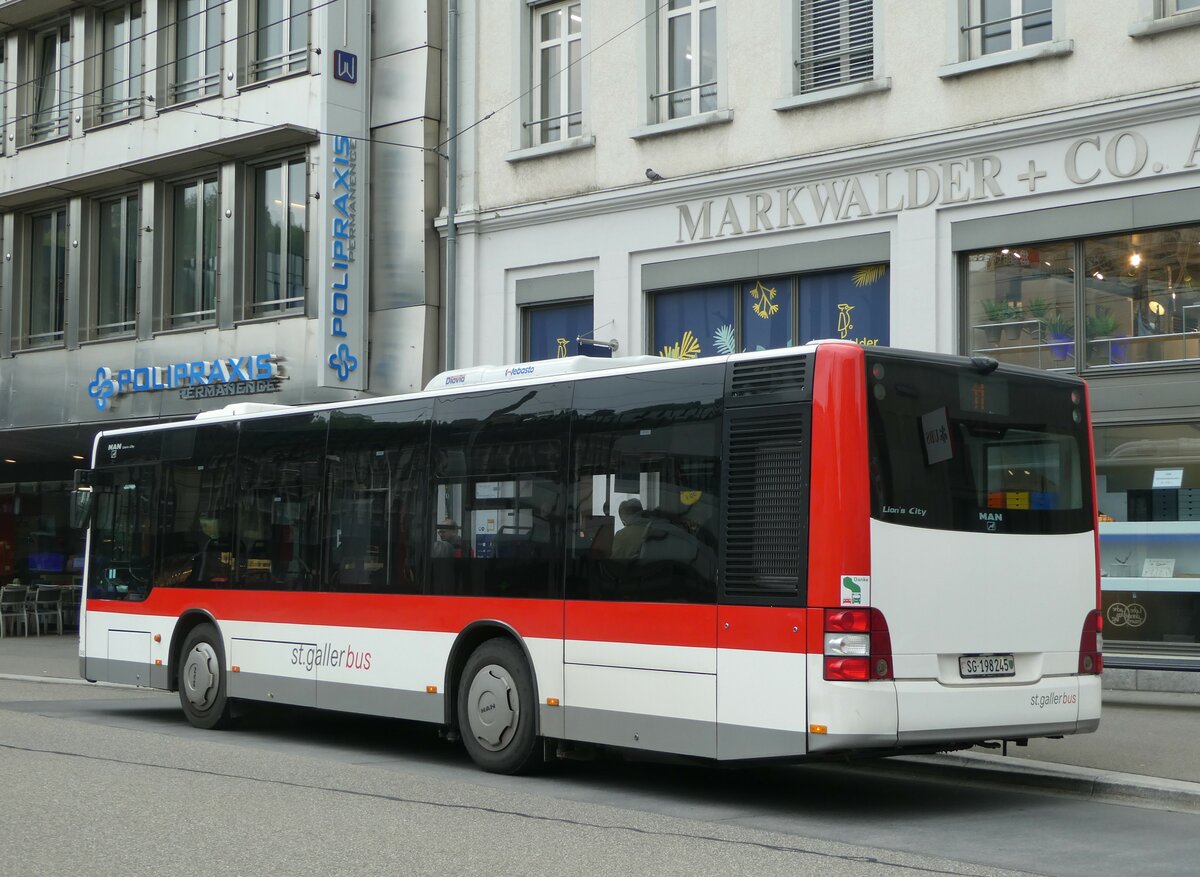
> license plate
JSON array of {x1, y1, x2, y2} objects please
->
[{"x1": 959, "y1": 653, "x2": 1015, "y2": 678}]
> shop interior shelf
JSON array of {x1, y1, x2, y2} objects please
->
[{"x1": 1101, "y1": 576, "x2": 1200, "y2": 594}]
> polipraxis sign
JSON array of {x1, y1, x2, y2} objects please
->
[{"x1": 86, "y1": 354, "x2": 282, "y2": 412}]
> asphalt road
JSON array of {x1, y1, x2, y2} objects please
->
[{"x1": 2, "y1": 678, "x2": 1199, "y2": 877}]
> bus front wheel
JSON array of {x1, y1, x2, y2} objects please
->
[
  {"x1": 178, "y1": 623, "x2": 234, "y2": 730},
  {"x1": 457, "y1": 639, "x2": 540, "y2": 774}
]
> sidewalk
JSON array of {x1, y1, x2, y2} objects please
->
[{"x1": 3, "y1": 633, "x2": 1199, "y2": 810}]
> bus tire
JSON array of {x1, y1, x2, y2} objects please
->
[
  {"x1": 457, "y1": 639, "x2": 540, "y2": 774},
  {"x1": 178, "y1": 623, "x2": 234, "y2": 730}
]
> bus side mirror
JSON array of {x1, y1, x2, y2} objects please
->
[{"x1": 72, "y1": 469, "x2": 97, "y2": 529}]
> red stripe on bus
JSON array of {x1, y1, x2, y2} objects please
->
[
  {"x1": 717, "y1": 605, "x2": 808, "y2": 652},
  {"x1": 87, "y1": 592, "x2": 819, "y2": 653},
  {"x1": 566, "y1": 602, "x2": 716, "y2": 648},
  {"x1": 87, "y1": 591, "x2": 564, "y2": 639}
]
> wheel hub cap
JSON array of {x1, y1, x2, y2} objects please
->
[{"x1": 467, "y1": 663, "x2": 519, "y2": 751}]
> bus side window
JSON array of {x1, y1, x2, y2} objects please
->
[{"x1": 325, "y1": 402, "x2": 430, "y2": 595}]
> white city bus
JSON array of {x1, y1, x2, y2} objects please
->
[{"x1": 76, "y1": 341, "x2": 1101, "y2": 773}]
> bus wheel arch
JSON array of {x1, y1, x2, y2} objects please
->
[
  {"x1": 446, "y1": 623, "x2": 542, "y2": 774},
  {"x1": 168, "y1": 610, "x2": 221, "y2": 692},
  {"x1": 174, "y1": 616, "x2": 235, "y2": 731}
]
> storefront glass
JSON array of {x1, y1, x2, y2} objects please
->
[
  {"x1": 964, "y1": 222, "x2": 1200, "y2": 372},
  {"x1": 0, "y1": 481, "x2": 85, "y2": 588},
  {"x1": 1095, "y1": 422, "x2": 1200, "y2": 655}
]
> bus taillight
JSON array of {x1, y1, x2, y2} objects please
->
[
  {"x1": 1079, "y1": 609, "x2": 1103, "y2": 675},
  {"x1": 823, "y1": 608, "x2": 894, "y2": 681}
]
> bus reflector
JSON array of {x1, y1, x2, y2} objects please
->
[
  {"x1": 1079, "y1": 610, "x2": 1103, "y2": 674},
  {"x1": 426, "y1": 685, "x2": 438, "y2": 694},
  {"x1": 810, "y1": 724, "x2": 828, "y2": 735},
  {"x1": 546, "y1": 697, "x2": 560, "y2": 707},
  {"x1": 823, "y1": 608, "x2": 894, "y2": 681},
  {"x1": 231, "y1": 666, "x2": 240, "y2": 673}
]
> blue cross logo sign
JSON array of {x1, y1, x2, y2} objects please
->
[{"x1": 333, "y1": 50, "x2": 357, "y2": 84}]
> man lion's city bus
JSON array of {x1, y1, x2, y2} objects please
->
[{"x1": 75, "y1": 342, "x2": 1101, "y2": 773}]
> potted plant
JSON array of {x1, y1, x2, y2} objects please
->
[
  {"x1": 1086, "y1": 308, "x2": 1124, "y2": 365},
  {"x1": 1045, "y1": 312, "x2": 1074, "y2": 360},
  {"x1": 980, "y1": 299, "x2": 1007, "y2": 342},
  {"x1": 1026, "y1": 299, "x2": 1051, "y2": 321}
]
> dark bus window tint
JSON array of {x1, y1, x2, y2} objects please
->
[
  {"x1": 568, "y1": 366, "x2": 724, "y2": 604},
  {"x1": 866, "y1": 351, "x2": 1093, "y2": 535},
  {"x1": 430, "y1": 385, "x2": 571, "y2": 599},
  {"x1": 325, "y1": 401, "x2": 431, "y2": 594},
  {"x1": 236, "y1": 413, "x2": 328, "y2": 591},
  {"x1": 86, "y1": 464, "x2": 156, "y2": 601},
  {"x1": 96, "y1": 432, "x2": 162, "y2": 466},
  {"x1": 156, "y1": 424, "x2": 240, "y2": 588}
]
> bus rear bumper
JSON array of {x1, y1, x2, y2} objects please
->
[{"x1": 896, "y1": 673, "x2": 1102, "y2": 744}]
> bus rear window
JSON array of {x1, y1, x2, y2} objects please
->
[{"x1": 866, "y1": 353, "x2": 1093, "y2": 535}]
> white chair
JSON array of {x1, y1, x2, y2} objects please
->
[
  {"x1": 29, "y1": 586, "x2": 63, "y2": 636},
  {"x1": 0, "y1": 586, "x2": 30, "y2": 637}
]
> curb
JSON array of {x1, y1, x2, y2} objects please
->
[{"x1": 898, "y1": 750, "x2": 1200, "y2": 813}]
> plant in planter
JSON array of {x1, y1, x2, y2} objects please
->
[
  {"x1": 1045, "y1": 312, "x2": 1074, "y2": 360},
  {"x1": 1086, "y1": 309, "x2": 1125, "y2": 365},
  {"x1": 980, "y1": 299, "x2": 1021, "y2": 341},
  {"x1": 1026, "y1": 299, "x2": 1051, "y2": 321}
]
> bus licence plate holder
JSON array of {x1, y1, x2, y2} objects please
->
[{"x1": 958, "y1": 653, "x2": 1015, "y2": 678}]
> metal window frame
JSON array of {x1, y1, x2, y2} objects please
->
[
  {"x1": 168, "y1": 174, "x2": 220, "y2": 329},
  {"x1": 25, "y1": 206, "x2": 69, "y2": 348},
  {"x1": 249, "y1": 155, "x2": 308, "y2": 317},
  {"x1": 528, "y1": 0, "x2": 582, "y2": 145},
  {"x1": 92, "y1": 190, "x2": 141, "y2": 339},
  {"x1": 967, "y1": 0, "x2": 1052, "y2": 58},
  {"x1": 248, "y1": 0, "x2": 310, "y2": 83},
  {"x1": 29, "y1": 22, "x2": 71, "y2": 143},
  {"x1": 656, "y1": 0, "x2": 718, "y2": 122},
  {"x1": 167, "y1": 0, "x2": 222, "y2": 105},
  {"x1": 95, "y1": 2, "x2": 144, "y2": 126}
]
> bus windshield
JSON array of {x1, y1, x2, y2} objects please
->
[{"x1": 866, "y1": 351, "x2": 1093, "y2": 535}]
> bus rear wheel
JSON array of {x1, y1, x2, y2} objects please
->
[
  {"x1": 457, "y1": 639, "x2": 540, "y2": 774},
  {"x1": 178, "y1": 623, "x2": 234, "y2": 730}
]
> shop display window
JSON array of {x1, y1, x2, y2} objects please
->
[
  {"x1": 1096, "y1": 422, "x2": 1200, "y2": 656},
  {"x1": 964, "y1": 222, "x2": 1200, "y2": 373}
]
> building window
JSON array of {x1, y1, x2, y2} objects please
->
[
  {"x1": 523, "y1": 300, "x2": 594, "y2": 360},
  {"x1": 1164, "y1": 0, "x2": 1200, "y2": 13},
  {"x1": 530, "y1": 2, "x2": 582, "y2": 145},
  {"x1": 655, "y1": 0, "x2": 717, "y2": 121},
  {"x1": 1096, "y1": 421, "x2": 1200, "y2": 658},
  {"x1": 796, "y1": 0, "x2": 873, "y2": 94},
  {"x1": 27, "y1": 207, "x2": 68, "y2": 348},
  {"x1": 166, "y1": 0, "x2": 222, "y2": 104},
  {"x1": 247, "y1": 0, "x2": 308, "y2": 83},
  {"x1": 966, "y1": 0, "x2": 1051, "y2": 58},
  {"x1": 963, "y1": 223, "x2": 1200, "y2": 372},
  {"x1": 651, "y1": 266, "x2": 889, "y2": 359},
  {"x1": 28, "y1": 23, "x2": 72, "y2": 143},
  {"x1": 95, "y1": 193, "x2": 139, "y2": 338},
  {"x1": 96, "y1": 3, "x2": 144, "y2": 125},
  {"x1": 252, "y1": 157, "x2": 306, "y2": 317},
  {"x1": 170, "y1": 176, "x2": 218, "y2": 327}
]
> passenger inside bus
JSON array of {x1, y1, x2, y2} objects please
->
[
  {"x1": 610, "y1": 498, "x2": 650, "y2": 559},
  {"x1": 432, "y1": 519, "x2": 463, "y2": 558}
]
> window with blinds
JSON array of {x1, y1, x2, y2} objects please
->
[{"x1": 797, "y1": 0, "x2": 874, "y2": 95}]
